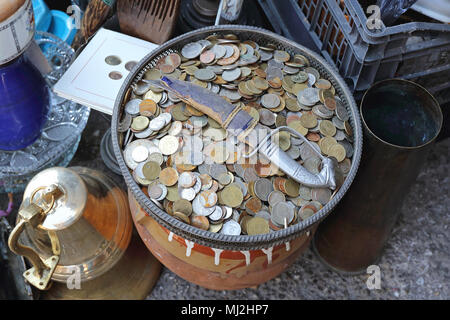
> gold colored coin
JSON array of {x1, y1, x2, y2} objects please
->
[
  {"x1": 286, "y1": 97, "x2": 301, "y2": 111},
  {"x1": 319, "y1": 120, "x2": 336, "y2": 137},
  {"x1": 319, "y1": 136, "x2": 337, "y2": 155},
  {"x1": 246, "y1": 217, "x2": 270, "y2": 235},
  {"x1": 142, "y1": 161, "x2": 161, "y2": 180},
  {"x1": 319, "y1": 89, "x2": 334, "y2": 103},
  {"x1": 274, "y1": 131, "x2": 291, "y2": 151},
  {"x1": 174, "y1": 211, "x2": 191, "y2": 224},
  {"x1": 315, "y1": 79, "x2": 332, "y2": 90},
  {"x1": 288, "y1": 120, "x2": 308, "y2": 136},
  {"x1": 328, "y1": 143, "x2": 346, "y2": 162},
  {"x1": 131, "y1": 116, "x2": 149, "y2": 131},
  {"x1": 300, "y1": 112, "x2": 318, "y2": 129},
  {"x1": 139, "y1": 99, "x2": 158, "y2": 116},
  {"x1": 166, "y1": 185, "x2": 181, "y2": 202},
  {"x1": 173, "y1": 199, "x2": 193, "y2": 216},
  {"x1": 284, "y1": 179, "x2": 300, "y2": 197},
  {"x1": 221, "y1": 184, "x2": 243, "y2": 208},
  {"x1": 291, "y1": 83, "x2": 308, "y2": 96},
  {"x1": 145, "y1": 68, "x2": 161, "y2": 80},
  {"x1": 144, "y1": 90, "x2": 162, "y2": 103},
  {"x1": 191, "y1": 215, "x2": 209, "y2": 230},
  {"x1": 159, "y1": 167, "x2": 179, "y2": 186}
]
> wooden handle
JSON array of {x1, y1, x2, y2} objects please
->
[{"x1": 72, "y1": 0, "x2": 113, "y2": 50}]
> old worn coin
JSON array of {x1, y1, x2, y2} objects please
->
[
  {"x1": 159, "y1": 167, "x2": 179, "y2": 186},
  {"x1": 246, "y1": 217, "x2": 270, "y2": 235},
  {"x1": 261, "y1": 94, "x2": 280, "y2": 109},
  {"x1": 142, "y1": 161, "x2": 161, "y2": 180},
  {"x1": 254, "y1": 178, "x2": 273, "y2": 202},
  {"x1": 181, "y1": 42, "x2": 203, "y2": 59}
]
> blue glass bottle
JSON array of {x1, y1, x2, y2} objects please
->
[{"x1": 0, "y1": 55, "x2": 50, "y2": 150}]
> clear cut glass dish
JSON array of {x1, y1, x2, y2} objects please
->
[{"x1": 0, "y1": 32, "x2": 90, "y2": 193}]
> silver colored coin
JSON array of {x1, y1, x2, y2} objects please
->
[
  {"x1": 286, "y1": 145, "x2": 301, "y2": 159},
  {"x1": 332, "y1": 116, "x2": 345, "y2": 130},
  {"x1": 160, "y1": 112, "x2": 172, "y2": 125},
  {"x1": 283, "y1": 65, "x2": 299, "y2": 75},
  {"x1": 243, "y1": 167, "x2": 258, "y2": 183},
  {"x1": 304, "y1": 156, "x2": 321, "y2": 174},
  {"x1": 148, "y1": 152, "x2": 164, "y2": 165},
  {"x1": 298, "y1": 88, "x2": 319, "y2": 106},
  {"x1": 118, "y1": 113, "x2": 132, "y2": 132},
  {"x1": 148, "y1": 184, "x2": 163, "y2": 199},
  {"x1": 193, "y1": 176, "x2": 202, "y2": 194},
  {"x1": 155, "y1": 184, "x2": 168, "y2": 201},
  {"x1": 125, "y1": 98, "x2": 142, "y2": 116},
  {"x1": 339, "y1": 140, "x2": 354, "y2": 158},
  {"x1": 159, "y1": 135, "x2": 179, "y2": 155},
  {"x1": 131, "y1": 145, "x2": 149, "y2": 163},
  {"x1": 133, "y1": 80, "x2": 152, "y2": 96},
  {"x1": 254, "y1": 178, "x2": 273, "y2": 202},
  {"x1": 212, "y1": 45, "x2": 226, "y2": 59},
  {"x1": 192, "y1": 195, "x2": 215, "y2": 216},
  {"x1": 194, "y1": 68, "x2": 216, "y2": 81},
  {"x1": 299, "y1": 141, "x2": 321, "y2": 161},
  {"x1": 267, "y1": 59, "x2": 284, "y2": 69},
  {"x1": 223, "y1": 206, "x2": 233, "y2": 220},
  {"x1": 311, "y1": 188, "x2": 331, "y2": 205},
  {"x1": 223, "y1": 45, "x2": 235, "y2": 58},
  {"x1": 307, "y1": 73, "x2": 316, "y2": 87},
  {"x1": 221, "y1": 220, "x2": 241, "y2": 236},
  {"x1": 291, "y1": 71, "x2": 308, "y2": 83},
  {"x1": 209, "y1": 206, "x2": 223, "y2": 221},
  {"x1": 261, "y1": 94, "x2": 281, "y2": 109},
  {"x1": 313, "y1": 104, "x2": 334, "y2": 119},
  {"x1": 209, "y1": 163, "x2": 228, "y2": 180},
  {"x1": 267, "y1": 190, "x2": 285, "y2": 207},
  {"x1": 179, "y1": 172, "x2": 196, "y2": 188},
  {"x1": 222, "y1": 68, "x2": 241, "y2": 82},
  {"x1": 124, "y1": 139, "x2": 155, "y2": 169},
  {"x1": 271, "y1": 202, "x2": 295, "y2": 227},
  {"x1": 179, "y1": 187, "x2": 196, "y2": 201},
  {"x1": 149, "y1": 116, "x2": 167, "y2": 131},
  {"x1": 266, "y1": 67, "x2": 284, "y2": 81},
  {"x1": 134, "y1": 125, "x2": 154, "y2": 138},
  {"x1": 258, "y1": 109, "x2": 276, "y2": 126},
  {"x1": 305, "y1": 67, "x2": 320, "y2": 80},
  {"x1": 181, "y1": 42, "x2": 203, "y2": 59},
  {"x1": 259, "y1": 50, "x2": 273, "y2": 62},
  {"x1": 299, "y1": 185, "x2": 312, "y2": 200},
  {"x1": 335, "y1": 99, "x2": 349, "y2": 121},
  {"x1": 334, "y1": 129, "x2": 346, "y2": 141},
  {"x1": 233, "y1": 163, "x2": 245, "y2": 178},
  {"x1": 256, "y1": 210, "x2": 271, "y2": 221}
]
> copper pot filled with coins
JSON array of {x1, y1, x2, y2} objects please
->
[{"x1": 112, "y1": 25, "x2": 363, "y2": 290}]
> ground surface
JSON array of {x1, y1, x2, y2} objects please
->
[{"x1": 1, "y1": 110, "x2": 448, "y2": 300}]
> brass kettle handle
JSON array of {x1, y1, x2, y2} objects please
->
[{"x1": 8, "y1": 186, "x2": 62, "y2": 290}]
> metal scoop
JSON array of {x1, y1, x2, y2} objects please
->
[{"x1": 144, "y1": 76, "x2": 337, "y2": 189}]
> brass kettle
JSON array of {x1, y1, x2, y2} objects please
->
[{"x1": 8, "y1": 167, "x2": 133, "y2": 290}]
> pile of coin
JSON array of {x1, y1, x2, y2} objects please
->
[{"x1": 119, "y1": 34, "x2": 354, "y2": 236}]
